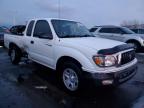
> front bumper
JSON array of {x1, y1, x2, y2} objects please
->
[{"x1": 82, "y1": 63, "x2": 137, "y2": 86}]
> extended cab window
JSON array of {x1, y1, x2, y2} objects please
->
[
  {"x1": 26, "y1": 21, "x2": 34, "y2": 36},
  {"x1": 33, "y1": 20, "x2": 53, "y2": 39}
]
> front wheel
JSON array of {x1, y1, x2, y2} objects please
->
[
  {"x1": 60, "y1": 61, "x2": 82, "y2": 93},
  {"x1": 9, "y1": 46, "x2": 21, "y2": 65}
]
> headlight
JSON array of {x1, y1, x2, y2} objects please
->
[{"x1": 93, "y1": 55, "x2": 117, "y2": 67}]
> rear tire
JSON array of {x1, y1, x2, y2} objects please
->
[{"x1": 9, "y1": 46, "x2": 21, "y2": 65}]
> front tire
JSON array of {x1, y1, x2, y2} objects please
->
[
  {"x1": 9, "y1": 46, "x2": 21, "y2": 65},
  {"x1": 59, "y1": 61, "x2": 82, "y2": 93}
]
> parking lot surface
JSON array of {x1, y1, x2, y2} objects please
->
[{"x1": 0, "y1": 46, "x2": 144, "y2": 108}]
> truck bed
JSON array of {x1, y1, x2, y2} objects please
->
[{"x1": 4, "y1": 34, "x2": 24, "y2": 49}]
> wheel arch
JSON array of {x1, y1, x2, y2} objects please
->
[
  {"x1": 56, "y1": 56, "x2": 82, "y2": 71},
  {"x1": 8, "y1": 42, "x2": 21, "y2": 56}
]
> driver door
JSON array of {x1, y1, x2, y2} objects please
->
[{"x1": 29, "y1": 20, "x2": 54, "y2": 68}]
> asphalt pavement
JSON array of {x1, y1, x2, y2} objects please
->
[{"x1": 0, "y1": 46, "x2": 144, "y2": 108}]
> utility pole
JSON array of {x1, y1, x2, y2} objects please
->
[
  {"x1": 58, "y1": 0, "x2": 61, "y2": 19},
  {"x1": 13, "y1": 15, "x2": 16, "y2": 25},
  {"x1": 12, "y1": 10, "x2": 17, "y2": 25}
]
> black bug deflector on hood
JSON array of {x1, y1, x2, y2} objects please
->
[{"x1": 98, "y1": 44, "x2": 135, "y2": 55}]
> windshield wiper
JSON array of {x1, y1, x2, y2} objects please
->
[{"x1": 60, "y1": 35, "x2": 78, "y2": 38}]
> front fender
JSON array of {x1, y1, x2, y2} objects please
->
[{"x1": 54, "y1": 46, "x2": 97, "y2": 73}]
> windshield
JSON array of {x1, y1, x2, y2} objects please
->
[
  {"x1": 51, "y1": 20, "x2": 94, "y2": 38},
  {"x1": 122, "y1": 27, "x2": 135, "y2": 34}
]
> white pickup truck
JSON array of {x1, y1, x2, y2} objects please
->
[{"x1": 4, "y1": 18, "x2": 137, "y2": 93}]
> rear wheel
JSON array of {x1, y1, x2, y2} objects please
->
[{"x1": 9, "y1": 46, "x2": 21, "y2": 65}]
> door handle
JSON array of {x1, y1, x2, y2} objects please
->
[{"x1": 30, "y1": 41, "x2": 34, "y2": 44}]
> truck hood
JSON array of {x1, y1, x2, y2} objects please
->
[{"x1": 59, "y1": 37, "x2": 124, "y2": 51}]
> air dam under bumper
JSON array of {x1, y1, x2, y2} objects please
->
[{"x1": 83, "y1": 64, "x2": 137, "y2": 86}]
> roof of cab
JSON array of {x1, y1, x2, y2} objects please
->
[{"x1": 28, "y1": 18, "x2": 77, "y2": 22}]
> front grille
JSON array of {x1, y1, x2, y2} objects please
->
[{"x1": 120, "y1": 50, "x2": 135, "y2": 65}]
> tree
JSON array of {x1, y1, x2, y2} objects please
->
[{"x1": 120, "y1": 20, "x2": 143, "y2": 29}]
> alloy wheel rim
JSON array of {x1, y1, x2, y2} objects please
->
[{"x1": 63, "y1": 68, "x2": 79, "y2": 91}]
